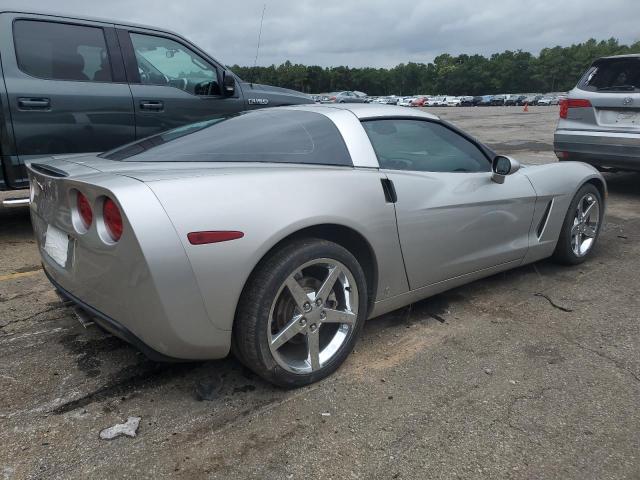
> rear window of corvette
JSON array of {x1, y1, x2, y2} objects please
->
[{"x1": 101, "y1": 110, "x2": 353, "y2": 166}]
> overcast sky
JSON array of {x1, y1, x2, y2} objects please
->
[{"x1": 6, "y1": 0, "x2": 640, "y2": 67}]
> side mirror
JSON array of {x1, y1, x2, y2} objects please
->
[
  {"x1": 222, "y1": 72, "x2": 235, "y2": 96},
  {"x1": 491, "y1": 155, "x2": 520, "y2": 184}
]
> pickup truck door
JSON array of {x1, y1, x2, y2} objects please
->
[
  {"x1": 0, "y1": 14, "x2": 135, "y2": 177},
  {"x1": 362, "y1": 118, "x2": 537, "y2": 290},
  {"x1": 116, "y1": 28, "x2": 245, "y2": 139}
]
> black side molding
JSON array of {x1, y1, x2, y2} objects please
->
[
  {"x1": 380, "y1": 178, "x2": 397, "y2": 203},
  {"x1": 30, "y1": 163, "x2": 69, "y2": 178}
]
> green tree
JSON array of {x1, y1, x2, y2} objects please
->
[{"x1": 229, "y1": 38, "x2": 640, "y2": 95}]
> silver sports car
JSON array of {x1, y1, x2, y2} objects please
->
[{"x1": 28, "y1": 104, "x2": 606, "y2": 387}]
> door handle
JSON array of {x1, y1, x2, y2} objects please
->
[
  {"x1": 18, "y1": 98, "x2": 50, "y2": 110},
  {"x1": 140, "y1": 101, "x2": 164, "y2": 111}
]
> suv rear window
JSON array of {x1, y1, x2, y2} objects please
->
[
  {"x1": 14, "y1": 20, "x2": 112, "y2": 82},
  {"x1": 579, "y1": 57, "x2": 640, "y2": 92},
  {"x1": 101, "y1": 109, "x2": 353, "y2": 166}
]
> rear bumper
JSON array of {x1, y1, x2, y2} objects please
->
[
  {"x1": 46, "y1": 268, "x2": 183, "y2": 362},
  {"x1": 554, "y1": 129, "x2": 640, "y2": 170}
]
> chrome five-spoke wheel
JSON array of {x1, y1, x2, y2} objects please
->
[
  {"x1": 571, "y1": 192, "x2": 600, "y2": 257},
  {"x1": 234, "y1": 238, "x2": 367, "y2": 387},
  {"x1": 268, "y1": 258, "x2": 359, "y2": 374},
  {"x1": 553, "y1": 183, "x2": 603, "y2": 265}
]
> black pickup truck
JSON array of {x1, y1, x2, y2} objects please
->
[{"x1": 0, "y1": 10, "x2": 313, "y2": 204}]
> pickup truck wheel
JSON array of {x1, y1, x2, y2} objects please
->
[
  {"x1": 552, "y1": 184, "x2": 603, "y2": 265},
  {"x1": 234, "y1": 238, "x2": 367, "y2": 388}
]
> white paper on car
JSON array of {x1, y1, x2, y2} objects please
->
[{"x1": 44, "y1": 224, "x2": 69, "y2": 267}]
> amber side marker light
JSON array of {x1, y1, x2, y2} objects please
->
[{"x1": 187, "y1": 231, "x2": 244, "y2": 245}]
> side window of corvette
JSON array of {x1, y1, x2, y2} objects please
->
[{"x1": 362, "y1": 119, "x2": 491, "y2": 173}]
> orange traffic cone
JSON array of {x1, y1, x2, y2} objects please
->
[{"x1": 523, "y1": 102, "x2": 529, "y2": 112}]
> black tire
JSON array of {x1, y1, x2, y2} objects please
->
[
  {"x1": 552, "y1": 183, "x2": 603, "y2": 265},
  {"x1": 233, "y1": 238, "x2": 368, "y2": 388}
]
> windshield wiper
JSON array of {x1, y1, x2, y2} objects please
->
[{"x1": 597, "y1": 85, "x2": 638, "y2": 91}]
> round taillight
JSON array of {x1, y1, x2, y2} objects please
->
[
  {"x1": 77, "y1": 191, "x2": 93, "y2": 229},
  {"x1": 103, "y1": 198, "x2": 123, "y2": 241}
]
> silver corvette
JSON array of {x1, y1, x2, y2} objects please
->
[{"x1": 28, "y1": 104, "x2": 606, "y2": 387}]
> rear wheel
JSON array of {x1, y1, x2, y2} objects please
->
[
  {"x1": 552, "y1": 184, "x2": 603, "y2": 265},
  {"x1": 234, "y1": 238, "x2": 367, "y2": 387}
]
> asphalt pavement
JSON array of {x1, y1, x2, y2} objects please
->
[{"x1": 1, "y1": 106, "x2": 638, "y2": 479}]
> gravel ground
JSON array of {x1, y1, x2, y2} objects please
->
[{"x1": 0, "y1": 106, "x2": 638, "y2": 479}]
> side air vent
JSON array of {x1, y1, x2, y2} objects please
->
[
  {"x1": 30, "y1": 163, "x2": 69, "y2": 178},
  {"x1": 536, "y1": 199, "x2": 554, "y2": 239},
  {"x1": 380, "y1": 178, "x2": 397, "y2": 203}
]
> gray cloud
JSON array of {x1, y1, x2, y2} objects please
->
[{"x1": 6, "y1": 0, "x2": 640, "y2": 67}]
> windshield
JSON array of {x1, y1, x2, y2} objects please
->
[
  {"x1": 100, "y1": 109, "x2": 352, "y2": 166},
  {"x1": 579, "y1": 57, "x2": 640, "y2": 92}
]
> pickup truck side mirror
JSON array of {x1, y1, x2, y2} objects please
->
[
  {"x1": 491, "y1": 155, "x2": 520, "y2": 184},
  {"x1": 222, "y1": 72, "x2": 235, "y2": 96}
]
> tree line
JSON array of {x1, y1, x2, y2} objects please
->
[{"x1": 230, "y1": 38, "x2": 640, "y2": 96}]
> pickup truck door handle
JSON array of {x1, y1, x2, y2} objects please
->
[
  {"x1": 139, "y1": 101, "x2": 164, "y2": 111},
  {"x1": 18, "y1": 98, "x2": 50, "y2": 110}
]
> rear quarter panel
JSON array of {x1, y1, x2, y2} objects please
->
[
  {"x1": 28, "y1": 160, "x2": 228, "y2": 359},
  {"x1": 146, "y1": 166, "x2": 408, "y2": 332}
]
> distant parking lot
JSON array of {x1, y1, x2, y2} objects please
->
[{"x1": 1, "y1": 106, "x2": 639, "y2": 479}]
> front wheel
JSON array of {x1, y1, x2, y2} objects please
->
[
  {"x1": 234, "y1": 238, "x2": 368, "y2": 387},
  {"x1": 552, "y1": 183, "x2": 603, "y2": 265}
]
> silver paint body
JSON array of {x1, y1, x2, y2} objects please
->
[{"x1": 28, "y1": 104, "x2": 606, "y2": 360}]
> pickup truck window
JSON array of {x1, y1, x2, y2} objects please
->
[
  {"x1": 14, "y1": 20, "x2": 112, "y2": 82},
  {"x1": 129, "y1": 33, "x2": 220, "y2": 96}
]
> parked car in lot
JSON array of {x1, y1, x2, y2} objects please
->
[
  {"x1": 490, "y1": 94, "x2": 507, "y2": 106},
  {"x1": 353, "y1": 91, "x2": 369, "y2": 102},
  {"x1": 522, "y1": 94, "x2": 543, "y2": 105},
  {"x1": 30, "y1": 103, "x2": 606, "y2": 387},
  {"x1": 397, "y1": 97, "x2": 415, "y2": 107},
  {"x1": 555, "y1": 54, "x2": 640, "y2": 171},
  {"x1": 324, "y1": 91, "x2": 368, "y2": 103},
  {"x1": 478, "y1": 95, "x2": 494, "y2": 106},
  {"x1": 426, "y1": 96, "x2": 447, "y2": 106},
  {"x1": 444, "y1": 96, "x2": 462, "y2": 107},
  {"x1": 410, "y1": 96, "x2": 428, "y2": 107},
  {"x1": 0, "y1": 10, "x2": 313, "y2": 200},
  {"x1": 506, "y1": 95, "x2": 526, "y2": 106},
  {"x1": 459, "y1": 96, "x2": 475, "y2": 106},
  {"x1": 538, "y1": 96, "x2": 559, "y2": 106}
]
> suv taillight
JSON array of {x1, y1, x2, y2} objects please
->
[
  {"x1": 103, "y1": 198, "x2": 123, "y2": 241},
  {"x1": 77, "y1": 191, "x2": 93, "y2": 229},
  {"x1": 559, "y1": 98, "x2": 592, "y2": 118}
]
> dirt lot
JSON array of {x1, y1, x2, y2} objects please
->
[{"x1": 1, "y1": 106, "x2": 639, "y2": 479}]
